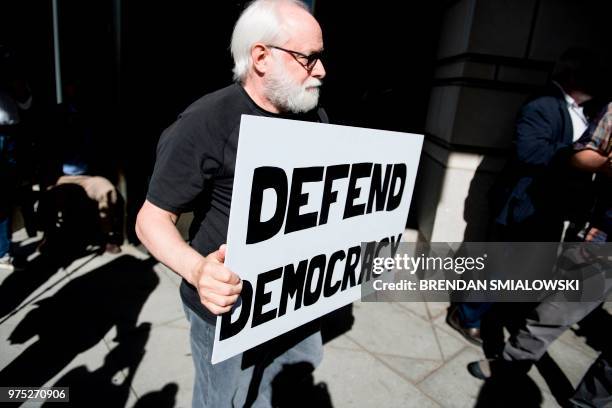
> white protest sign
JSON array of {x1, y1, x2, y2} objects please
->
[{"x1": 212, "y1": 115, "x2": 423, "y2": 363}]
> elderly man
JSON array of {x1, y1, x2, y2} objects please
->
[{"x1": 135, "y1": 0, "x2": 326, "y2": 406}]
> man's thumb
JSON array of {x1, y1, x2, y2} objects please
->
[{"x1": 213, "y1": 244, "x2": 227, "y2": 263}]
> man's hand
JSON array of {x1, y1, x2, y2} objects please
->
[
  {"x1": 135, "y1": 201, "x2": 243, "y2": 315},
  {"x1": 191, "y1": 244, "x2": 243, "y2": 315}
]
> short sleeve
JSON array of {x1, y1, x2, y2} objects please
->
[{"x1": 146, "y1": 111, "x2": 222, "y2": 214}]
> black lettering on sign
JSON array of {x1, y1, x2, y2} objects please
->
[
  {"x1": 252, "y1": 267, "x2": 283, "y2": 328},
  {"x1": 389, "y1": 233, "x2": 402, "y2": 257},
  {"x1": 303, "y1": 254, "x2": 326, "y2": 306},
  {"x1": 341, "y1": 245, "x2": 361, "y2": 290},
  {"x1": 323, "y1": 250, "x2": 344, "y2": 297},
  {"x1": 358, "y1": 241, "x2": 377, "y2": 284},
  {"x1": 219, "y1": 279, "x2": 253, "y2": 341},
  {"x1": 359, "y1": 233, "x2": 403, "y2": 283},
  {"x1": 366, "y1": 164, "x2": 392, "y2": 214},
  {"x1": 319, "y1": 164, "x2": 350, "y2": 225},
  {"x1": 285, "y1": 167, "x2": 324, "y2": 234},
  {"x1": 246, "y1": 163, "x2": 409, "y2": 244},
  {"x1": 375, "y1": 236, "x2": 390, "y2": 258},
  {"x1": 386, "y1": 163, "x2": 407, "y2": 211},
  {"x1": 220, "y1": 234, "x2": 403, "y2": 340},
  {"x1": 246, "y1": 167, "x2": 288, "y2": 244},
  {"x1": 278, "y1": 259, "x2": 308, "y2": 317},
  {"x1": 343, "y1": 162, "x2": 373, "y2": 219}
]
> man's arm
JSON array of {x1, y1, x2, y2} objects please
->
[
  {"x1": 515, "y1": 101, "x2": 556, "y2": 166},
  {"x1": 571, "y1": 149, "x2": 612, "y2": 178},
  {"x1": 570, "y1": 149, "x2": 607, "y2": 172},
  {"x1": 135, "y1": 199, "x2": 242, "y2": 315}
]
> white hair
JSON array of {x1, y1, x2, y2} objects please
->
[{"x1": 230, "y1": 0, "x2": 311, "y2": 83}]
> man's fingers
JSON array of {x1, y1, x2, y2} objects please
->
[
  {"x1": 209, "y1": 264, "x2": 241, "y2": 284},
  {"x1": 194, "y1": 251, "x2": 241, "y2": 316},
  {"x1": 202, "y1": 291, "x2": 239, "y2": 308},
  {"x1": 199, "y1": 290, "x2": 239, "y2": 315},
  {"x1": 207, "y1": 279, "x2": 242, "y2": 296},
  {"x1": 202, "y1": 301, "x2": 232, "y2": 316}
]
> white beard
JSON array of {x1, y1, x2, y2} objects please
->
[{"x1": 264, "y1": 58, "x2": 321, "y2": 114}]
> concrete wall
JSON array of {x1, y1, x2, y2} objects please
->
[{"x1": 414, "y1": 0, "x2": 608, "y2": 242}]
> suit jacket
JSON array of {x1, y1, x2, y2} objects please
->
[{"x1": 493, "y1": 86, "x2": 593, "y2": 228}]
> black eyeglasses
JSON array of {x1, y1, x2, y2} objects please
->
[{"x1": 267, "y1": 45, "x2": 324, "y2": 71}]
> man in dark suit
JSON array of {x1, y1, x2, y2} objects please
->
[
  {"x1": 494, "y1": 48, "x2": 601, "y2": 242},
  {"x1": 467, "y1": 104, "x2": 612, "y2": 408},
  {"x1": 447, "y1": 48, "x2": 600, "y2": 346}
]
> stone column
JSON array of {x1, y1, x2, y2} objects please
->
[{"x1": 414, "y1": 0, "x2": 608, "y2": 242}]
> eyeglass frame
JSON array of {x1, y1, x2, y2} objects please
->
[{"x1": 266, "y1": 45, "x2": 324, "y2": 71}]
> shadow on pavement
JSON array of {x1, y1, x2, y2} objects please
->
[
  {"x1": 133, "y1": 383, "x2": 179, "y2": 408},
  {"x1": 475, "y1": 373, "x2": 543, "y2": 408},
  {"x1": 0, "y1": 182, "x2": 115, "y2": 322},
  {"x1": 320, "y1": 304, "x2": 354, "y2": 345},
  {"x1": 42, "y1": 322, "x2": 152, "y2": 407},
  {"x1": 0, "y1": 255, "x2": 159, "y2": 402},
  {"x1": 0, "y1": 244, "x2": 92, "y2": 321},
  {"x1": 271, "y1": 362, "x2": 333, "y2": 408},
  {"x1": 575, "y1": 304, "x2": 612, "y2": 356},
  {"x1": 534, "y1": 352, "x2": 575, "y2": 407}
]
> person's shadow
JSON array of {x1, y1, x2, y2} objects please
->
[
  {"x1": 133, "y1": 383, "x2": 179, "y2": 408},
  {"x1": 320, "y1": 304, "x2": 354, "y2": 344},
  {"x1": 0, "y1": 183, "x2": 113, "y2": 321},
  {"x1": 574, "y1": 304, "x2": 612, "y2": 356},
  {"x1": 271, "y1": 362, "x2": 333, "y2": 408},
  {"x1": 42, "y1": 322, "x2": 153, "y2": 407},
  {"x1": 0, "y1": 255, "x2": 159, "y2": 394},
  {"x1": 0, "y1": 243, "x2": 91, "y2": 321},
  {"x1": 475, "y1": 373, "x2": 543, "y2": 407}
]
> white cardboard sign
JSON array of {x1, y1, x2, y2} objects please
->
[{"x1": 212, "y1": 115, "x2": 423, "y2": 363}]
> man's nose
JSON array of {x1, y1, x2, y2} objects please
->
[{"x1": 311, "y1": 59, "x2": 326, "y2": 79}]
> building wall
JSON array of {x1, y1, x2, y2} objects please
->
[{"x1": 414, "y1": 0, "x2": 609, "y2": 242}]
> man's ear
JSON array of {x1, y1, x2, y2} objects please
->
[{"x1": 251, "y1": 43, "x2": 270, "y2": 76}]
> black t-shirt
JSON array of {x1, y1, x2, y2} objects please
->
[{"x1": 147, "y1": 83, "x2": 326, "y2": 322}]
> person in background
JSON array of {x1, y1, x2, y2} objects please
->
[
  {"x1": 36, "y1": 82, "x2": 124, "y2": 255},
  {"x1": 0, "y1": 44, "x2": 32, "y2": 272},
  {"x1": 50, "y1": 174, "x2": 124, "y2": 254},
  {"x1": 467, "y1": 102, "x2": 612, "y2": 408},
  {"x1": 447, "y1": 48, "x2": 602, "y2": 346}
]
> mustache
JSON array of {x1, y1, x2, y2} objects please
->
[{"x1": 304, "y1": 78, "x2": 322, "y2": 88}]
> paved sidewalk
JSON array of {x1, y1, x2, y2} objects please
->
[{"x1": 0, "y1": 229, "x2": 608, "y2": 407}]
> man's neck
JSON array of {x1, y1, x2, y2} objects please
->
[
  {"x1": 553, "y1": 81, "x2": 592, "y2": 106},
  {"x1": 567, "y1": 90, "x2": 592, "y2": 106},
  {"x1": 242, "y1": 80, "x2": 280, "y2": 114}
]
